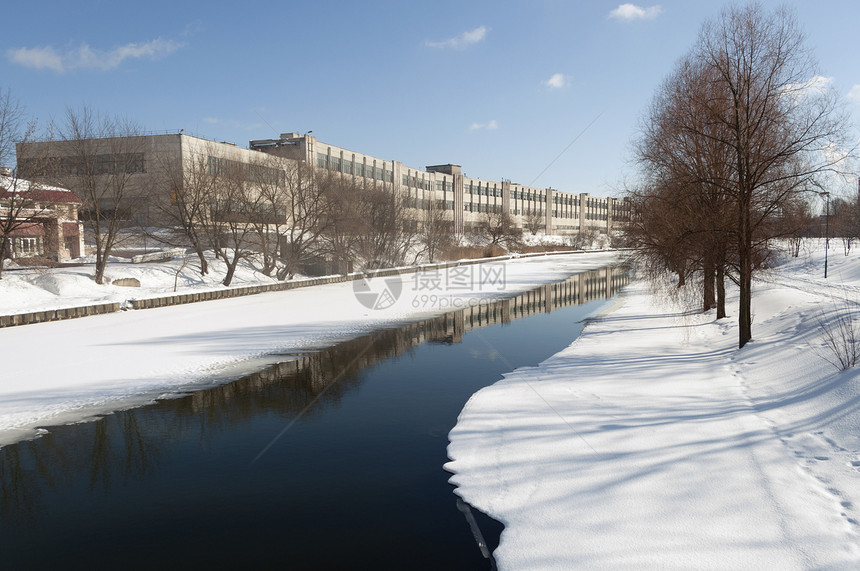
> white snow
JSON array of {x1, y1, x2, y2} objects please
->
[
  {"x1": 0, "y1": 250, "x2": 623, "y2": 447},
  {"x1": 446, "y1": 241, "x2": 860, "y2": 569},
  {"x1": 0, "y1": 252, "x2": 284, "y2": 314}
]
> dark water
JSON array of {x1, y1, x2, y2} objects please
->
[{"x1": 0, "y1": 265, "x2": 630, "y2": 570}]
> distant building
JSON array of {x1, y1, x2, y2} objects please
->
[
  {"x1": 16, "y1": 133, "x2": 279, "y2": 226},
  {"x1": 0, "y1": 168, "x2": 84, "y2": 260},
  {"x1": 250, "y1": 132, "x2": 630, "y2": 236},
  {"x1": 18, "y1": 131, "x2": 629, "y2": 241}
]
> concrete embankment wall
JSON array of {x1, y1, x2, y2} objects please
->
[
  {"x1": 0, "y1": 302, "x2": 121, "y2": 328},
  {"x1": 0, "y1": 250, "x2": 608, "y2": 328}
]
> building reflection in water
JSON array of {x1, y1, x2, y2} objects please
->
[{"x1": 0, "y1": 264, "x2": 631, "y2": 523}]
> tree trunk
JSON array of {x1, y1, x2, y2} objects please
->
[
  {"x1": 94, "y1": 251, "x2": 107, "y2": 285},
  {"x1": 222, "y1": 250, "x2": 241, "y2": 286},
  {"x1": 0, "y1": 236, "x2": 8, "y2": 279},
  {"x1": 703, "y1": 256, "x2": 715, "y2": 312},
  {"x1": 190, "y1": 235, "x2": 208, "y2": 276},
  {"x1": 738, "y1": 197, "x2": 753, "y2": 348},
  {"x1": 716, "y1": 263, "x2": 726, "y2": 319}
]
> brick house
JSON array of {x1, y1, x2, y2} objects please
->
[{"x1": 0, "y1": 168, "x2": 84, "y2": 261}]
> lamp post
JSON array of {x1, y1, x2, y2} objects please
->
[{"x1": 820, "y1": 191, "x2": 830, "y2": 279}]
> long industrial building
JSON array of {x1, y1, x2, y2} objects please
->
[
  {"x1": 250, "y1": 132, "x2": 630, "y2": 236},
  {"x1": 17, "y1": 130, "x2": 629, "y2": 237}
]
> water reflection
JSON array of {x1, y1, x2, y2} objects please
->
[{"x1": 0, "y1": 264, "x2": 631, "y2": 566}]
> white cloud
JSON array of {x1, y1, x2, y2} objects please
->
[
  {"x1": 847, "y1": 85, "x2": 860, "y2": 102},
  {"x1": 782, "y1": 75, "x2": 834, "y2": 102},
  {"x1": 544, "y1": 73, "x2": 567, "y2": 89},
  {"x1": 609, "y1": 4, "x2": 662, "y2": 21},
  {"x1": 426, "y1": 26, "x2": 488, "y2": 50},
  {"x1": 469, "y1": 119, "x2": 499, "y2": 131},
  {"x1": 802, "y1": 75, "x2": 834, "y2": 93},
  {"x1": 6, "y1": 45, "x2": 64, "y2": 72},
  {"x1": 202, "y1": 117, "x2": 221, "y2": 124},
  {"x1": 7, "y1": 38, "x2": 182, "y2": 73}
]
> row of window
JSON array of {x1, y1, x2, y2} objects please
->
[
  {"x1": 207, "y1": 156, "x2": 286, "y2": 187},
  {"x1": 403, "y1": 174, "x2": 432, "y2": 191},
  {"x1": 511, "y1": 189, "x2": 543, "y2": 202},
  {"x1": 404, "y1": 197, "x2": 433, "y2": 210},
  {"x1": 20, "y1": 153, "x2": 146, "y2": 177},
  {"x1": 585, "y1": 198, "x2": 608, "y2": 208},
  {"x1": 311, "y1": 154, "x2": 621, "y2": 220},
  {"x1": 209, "y1": 200, "x2": 287, "y2": 224},
  {"x1": 9, "y1": 236, "x2": 42, "y2": 257},
  {"x1": 317, "y1": 153, "x2": 394, "y2": 183},
  {"x1": 466, "y1": 183, "x2": 501, "y2": 197},
  {"x1": 465, "y1": 203, "x2": 503, "y2": 213},
  {"x1": 553, "y1": 195, "x2": 579, "y2": 206},
  {"x1": 399, "y1": 198, "x2": 456, "y2": 211}
]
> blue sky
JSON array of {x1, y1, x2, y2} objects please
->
[{"x1": 2, "y1": 1, "x2": 859, "y2": 197}]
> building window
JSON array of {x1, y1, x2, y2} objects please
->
[{"x1": 13, "y1": 236, "x2": 42, "y2": 257}]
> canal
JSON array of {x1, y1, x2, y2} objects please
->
[{"x1": 0, "y1": 264, "x2": 630, "y2": 569}]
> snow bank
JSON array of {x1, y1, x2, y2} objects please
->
[
  {"x1": 446, "y1": 240, "x2": 860, "y2": 568},
  {"x1": 0, "y1": 251, "x2": 282, "y2": 314}
]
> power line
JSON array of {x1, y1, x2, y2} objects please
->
[{"x1": 528, "y1": 110, "x2": 606, "y2": 187}]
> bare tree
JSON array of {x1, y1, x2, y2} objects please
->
[
  {"x1": 208, "y1": 158, "x2": 260, "y2": 286},
  {"x1": 274, "y1": 161, "x2": 328, "y2": 279},
  {"x1": 419, "y1": 202, "x2": 455, "y2": 263},
  {"x1": 317, "y1": 171, "x2": 361, "y2": 272},
  {"x1": 244, "y1": 154, "x2": 288, "y2": 277},
  {"x1": 524, "y1": 210, "x2": 545, "y2": 235},
  {"x1": 699, "y1": 5, "x2": 851, "y2": 346},
  {"x1": 0, "y1": 88, "x2": 25, "y2": 171},
  {"x1": 773, "y1": 195, "x2": 815, "y2": 257},
  {"x1": 150, "y1": 147, "x2": 218, "y2": 275},
  {"x1": 0, "y1": 88, "x2": 40, "y2": 277},
  {"x1": 22, "y1": 108, "x2": 147, "y2": 284},
  {"x1": 633, "y1": 4, "x2": 852, "y2": 347},
  {"x1": 478, "y1": 209, "x2": 523, "y2": 250},
  {"x1": 352, "y1": 180, "x2": 419, "y2": 269},
  {"x1": 829, "y1": 196, "x2": 860, "y2": 255},
  {"x1": 315, "y1": 173, "x2": 420, "y2": 271}
]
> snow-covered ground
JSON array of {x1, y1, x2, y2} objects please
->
[
  {"x1": 446, "y1": 241, "x2": 860, "y2": 569},
  {"x1": 0, "y1": 251, "x2": 286, "y2": 314},
  {"x1": 0, "y1": 250, "x2": 623, "y2": 447}
]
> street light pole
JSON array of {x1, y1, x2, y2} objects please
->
[{"x1": 822, "y1": 191, "x2": 830, "y2": 279}]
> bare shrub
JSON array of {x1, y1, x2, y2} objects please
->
[
  {"x1": 441, "y1": 244, "x2": 503, "y2": 261},
  {"x1": 814, "y1": 300, "x2": 860, "y2": 371}
]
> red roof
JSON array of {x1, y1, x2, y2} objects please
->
[
  {"x1": 62, "y1": 222, "x2": 80, "y2": 236},
  {"x1": 0, "y1": 188, "x2": 81, "y2": 204},
  {"x1": 0, "y1": 176, "x2": 81, "y2": 204},
  {"x1": 5, "y1": 223, "x2": 45, "y2": 237}
]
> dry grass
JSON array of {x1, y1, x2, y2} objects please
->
[
  {"x1": 815, "y1": 300, "x2": 860, "y2": 371},
  {"x1": 441, "y1": 244, "x2": 508, "y2": 260},
  {"x1": 515, "y1": 244, "x2": 580, "y2": 254}
]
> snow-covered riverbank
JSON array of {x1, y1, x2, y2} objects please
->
[
  {"x1": 446, "y1": 242, "x2": 860, "y2": 569},
  {"x1": 0, "y1": 251, "x2": 624, "y2": 447}
]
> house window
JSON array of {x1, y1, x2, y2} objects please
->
[{"x1": 14, "y1": 236, "x2": 42, "y2": 257}]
